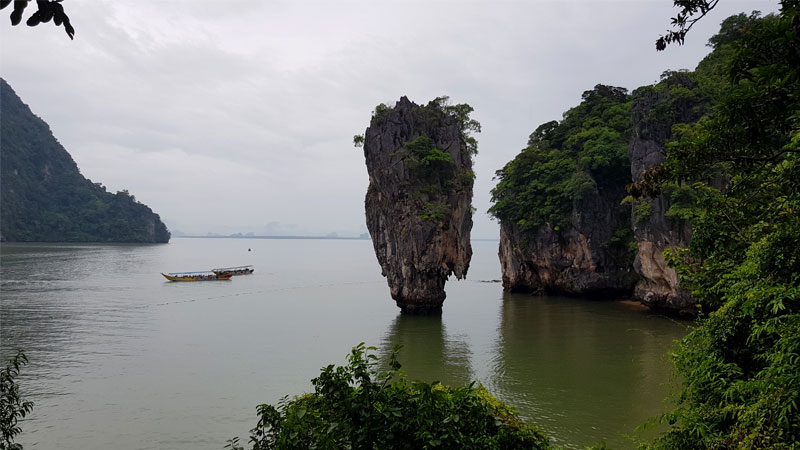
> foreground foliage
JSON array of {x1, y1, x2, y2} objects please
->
[
  {"x1": 1, "y1": 351, "x2": 33, "y2": 450},
  {"x1": 228, "y1": 344, "x2": 551, "y2": 450},
  {"x1": 639, "y1": 4, "x2": 800, "y2": 449},
  {"x1": 0, "y1": 0, "x2": 75, "y2": 40}
]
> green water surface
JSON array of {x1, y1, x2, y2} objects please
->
[{"x1": 0, "y1": 238, "x2": 687, "y2": 449}]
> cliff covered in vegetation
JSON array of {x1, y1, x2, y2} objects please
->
[
  {"x1": 0, "y1": 78, "x2": 170, "y2": 243},
  {"x1": 638, "y1": 7, "x2": 800, "y2": 449},
  {"x1": 487, "y1": 12, "x2": 800, "y2": 447},
  {"x1": 488, "y1": 15, "x2": 752, "y2": 315},
  {"x1": 360, "y1": 96, "x2": 478, "y2": 313},
  {"x1": 626, "y1": 71, "x2": 709, "y2": 314},
  {"x1": 490, "y1": 85, "x2": 638, "y2": 298}
]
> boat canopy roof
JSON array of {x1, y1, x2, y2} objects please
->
[
  {"x1": 166, "y1": 271, "x2": 216, "y2": 276},
  {"x1": 211, "y1": 265, "x2": 254, "y2": 271}
]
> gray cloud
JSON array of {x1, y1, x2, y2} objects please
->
[{"x1": 1, "y1": 0, "x2": 774, "y2": 237}]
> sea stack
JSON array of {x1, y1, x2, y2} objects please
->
[{"x1": 360, "y1": 96, "x2": 478, "y2": 314}]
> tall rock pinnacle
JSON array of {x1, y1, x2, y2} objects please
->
[{"x1": 360, "y1": 96, "x2": 478, "y2": 314}]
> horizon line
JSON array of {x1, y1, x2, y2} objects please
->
[{"x1": 175, "y1": 235, "x2": 499, "y2": 241}]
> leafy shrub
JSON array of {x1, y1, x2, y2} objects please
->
[
  {"x1": 1, "y1": 351, "x2": 33, "y2": 450},
  {"x1": 419, "y1": 97, "x2": 481, "y2": 157},
  {"x1": 455, "y1": 169, "x2": 476, "y2": 191},
  {"x1": 420, "y1": 148, "x2": 454, "y2": 167},
  {"x1": 419, "y1": 202, "x2": 451, "y2": 222},
  {"x1": 401, "y1": 135, "x2": 457, "y2": 200},
  {"x1": 662, "y1": 183, "x2": 700, "y2": 222},
  {"x1": 227, "y1": 344, "x2": 551, "y2": 450},
  {"x1": 632, "y1": 201, "x2": 653, "y2": 224},
  {"x1": 404, "y1": 135, "x2": 454, "y2": 168},
  {"x1": 370, "y1": 103, "x2": 391, "y2": 126}
]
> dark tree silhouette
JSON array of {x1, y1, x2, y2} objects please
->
[
  {"x1": 656, "y1": 0, "x2": 721, "y2": 50},
  {"x1": 1, "y1": 0, "x2": 74, "y2": 39},
  {"x1": 658, "y1": 0, "x2": 800, "y2": 50}
]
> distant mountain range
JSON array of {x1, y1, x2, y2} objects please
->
[{"x1": 0, "y1": 78, "x2": 170, "y2": 243}]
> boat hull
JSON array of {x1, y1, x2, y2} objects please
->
[{"x1": 161, "y1": 273, "x2": 232, "y2": 281}]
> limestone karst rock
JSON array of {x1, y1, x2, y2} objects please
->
[
  {"x1": 491, "y1": 85, "x2": 638, "y2": 299},
  {"x1": 627, "y1": 74, "x2": 704, "y2": 315},
  {"x1": 361, "y1": 97, "x2": 477, "y2": 313},
  {"x1": 497, "y1": 195, "x2": 637, "y2": 298}
]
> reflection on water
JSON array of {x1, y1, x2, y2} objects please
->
[
  {"x1": 0, "y1": 240, "x2": 687, "y2": 450},
  {"x1": 381, "y1": 313, "x2": 472, "y2": 387},
  {"x1": 491, "y1": 292, "x2": 685, "y2": 449}
]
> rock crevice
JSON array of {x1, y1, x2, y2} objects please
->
[{"x1": 628, "y1": 76, "x2": 703, "y2": 315}]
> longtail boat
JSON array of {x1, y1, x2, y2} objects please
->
[
  {"x1": 161, "y1": 271, "x2": 233, "y2": 281},
  {"x1": 211, "y1": 265, "x2": 254, "y2": 276}
]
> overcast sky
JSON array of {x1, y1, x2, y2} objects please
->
[{"x1": 0, "y1": 0, "x2": 775, "y2": 238}]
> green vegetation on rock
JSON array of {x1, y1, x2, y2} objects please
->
[
  {"x1": 637, "y1": 6, "x2": 800, "y2": 449},
  {"x1": 489, "y1": 84, "x2": 631, "y2": 231},
  {"x1": 400, "y1": 135, "x2": 459, "y2": 214},
  {"x1": 360, "y1": 95, "x2": 477, "y2": 311},
  {"x1": 488, "y1": 6, "x2": 800, "y2": 447},
  {"x1": 227, "y1": 344, "x2": 551, "y2": 450},
  {"x1": 404, "y1": 135, "x2": 454, "y2": 171},
  {"x1": 0, "y1": 79, "x2": 170, "y2": 243},
  {"x1": 364, "y1": 96, "x2": 479, "y2": 223}
]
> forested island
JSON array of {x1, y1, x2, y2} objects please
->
[
  {"x1": 489, "y1": 8, "x2": 799, "y2": 449},
  {"x1": 488, "y1": 12, "x2": 781, "y2": 317},
  {"x1": 0, "y1": 78, "x2": 170, "y2": 243}
]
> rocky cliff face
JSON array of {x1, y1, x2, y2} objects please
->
[
  {"x1": 628, "y1": 75, "x2": 704, "y2": 315},
  {"x1": 498, "y1": 185, "x2": 637, "y2": 297},
  {"x1": 362, "y1": 97, "x2": 475, "y2": 313},
  {"x1": 491, "y1": 85, "x2": 637, "y2": 298}
]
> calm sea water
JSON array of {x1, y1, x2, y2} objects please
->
[{"x1": 0, "y1": 238, "x2": 687, "y2": 449}]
